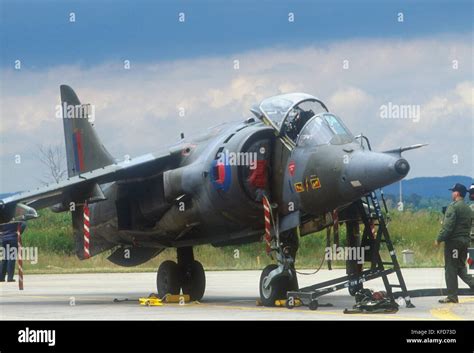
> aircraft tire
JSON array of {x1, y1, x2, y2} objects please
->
[
  {"x1": 157, "y1": 260, "x2": 181, "y2": 297},
  {"x1": 259, "y1": 264, "x2": 289, "y2": 307},
  {"x1": 181, "y1": 260, "x2": 206, "y2": 301}
]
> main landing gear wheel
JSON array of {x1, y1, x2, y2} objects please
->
[
  {"x1": 181, "y1": 260, "x2": 206, "y2": 301},
  {"x1": 259, "y1": 264, "x2": 297, "y2": 307},
  {"x1": 157, "y1": 260, "x2": 181, "y2": 297}
]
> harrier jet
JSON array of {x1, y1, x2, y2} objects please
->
[{"x1": 0, "y1": 86, "x2": 424, "y2": 305}]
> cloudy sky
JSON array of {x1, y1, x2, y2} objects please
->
[{"x1": 0, "y1": 0, "x2": 472, "y2": 193}]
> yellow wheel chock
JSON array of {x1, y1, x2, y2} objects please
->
[{"x1": 139, "y1": 293, "x2": 191, "y2": 306}]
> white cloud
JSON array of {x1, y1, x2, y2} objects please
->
[
  {"x1": 0, "y1": 34, "x2": 472, "y2": 192},
  {"x1": 328, "y1": 87, "x2": 374, "y2": 117}
]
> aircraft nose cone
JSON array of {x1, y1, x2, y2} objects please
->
[
  {"x1": 394, "y1": 158, "x2": 410, "y2": 176},
  {"x1": 340, "y1": 151, "x2": 411, "y2": 200}
]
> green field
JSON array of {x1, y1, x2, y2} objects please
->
[{"x1": 18, "y1": 209, "x2": 446, "y2": 274}]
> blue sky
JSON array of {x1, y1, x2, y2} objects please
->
[
  {"x1": 0, "y1": 0, "x2": 472, "y2": 192},
  {"x1": 1, "y1": 0, "x2": 472, "y2": 68}
]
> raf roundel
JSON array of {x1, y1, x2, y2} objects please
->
[{"x1": 210, "y1": 157, "x2": 232, "y2": 192}]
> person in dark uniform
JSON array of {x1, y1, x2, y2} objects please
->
[
  {"x1": 0, "y1": 221, "x2": 26, "y2": 282},
  {"x1": 435, "y1": 183, "x2": 474, "y2": 303}
]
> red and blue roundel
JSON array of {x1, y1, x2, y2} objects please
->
[{"x1": 210, "y1": 156, "x2": 232, "y2": 192}]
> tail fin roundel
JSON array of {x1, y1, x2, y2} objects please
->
[{"x1": 60, "y1": 85, "x2": 114, "y2": 177}]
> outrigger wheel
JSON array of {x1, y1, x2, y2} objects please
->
[{"x1": 259, "y1": 264, "x2": 298, "y2": 307}]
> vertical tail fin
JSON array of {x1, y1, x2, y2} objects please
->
[{"x1": 60, "y1": 85, "x2": 114, "y2": 177}]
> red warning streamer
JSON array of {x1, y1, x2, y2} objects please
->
[
  {"x1": 83, "y1": 202, "x2": 91, "y2": 259},
  {"x1": 262, "y1": 196, "x2": 272, "y2": 254},
  {"x1": 17, "y1": 223, "x2": 24, "y2": 290}
]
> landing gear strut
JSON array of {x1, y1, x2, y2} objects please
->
[
  {"x1": 178, "y1": 247, "x2": 206, "y2": 301},
  {"x1": 156, "y1": 247, "x2": 206, "y2": 301},
  {"x1": 259, "y1": 228, "x2": 299, "y2": 307}
]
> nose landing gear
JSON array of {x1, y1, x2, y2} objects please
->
[{"x1": 259, "y1": 228, "x2": 299, "y2": 307}]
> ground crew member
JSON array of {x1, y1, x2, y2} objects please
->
[
  {"x1": 0, "y1": 221, "x2": 26, "y2": 282},
  {"x1": 435, "y1": 183, "x2": 474, "y2": 303}
]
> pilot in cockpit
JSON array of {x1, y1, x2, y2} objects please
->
[{"x1": 285, "y1": 108, "x2": 315, "y2": 141}]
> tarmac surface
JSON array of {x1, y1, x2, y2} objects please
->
[{"x1": 1, "y1": 268, "x2": 473, "y2": 320}]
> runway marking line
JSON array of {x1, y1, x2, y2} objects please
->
[
  {"x1": 187, "y1": 302, "x2": 431, "y2": 321},
  {"x1": 430, "y1": 305, "x2": 463, "y2": 321},
  {"x1": 429, "y1": 296, "x2": 474, "y2": 320},
  {"x1": 429, "y1": 297, "x2": 474, "y2": 321},
  {"x1": 459, "y1": 297, "x2": 474, "y2": 303}
]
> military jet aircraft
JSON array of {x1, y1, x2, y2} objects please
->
[{"x1": 0, "y1": 86, "x2": 424, "y2": 305}]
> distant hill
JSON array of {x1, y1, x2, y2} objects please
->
[{"x1": 383, "y1": 175, "x2": 472, "y2": 200}]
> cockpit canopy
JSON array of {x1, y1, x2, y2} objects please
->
[
  {"x1": 257, "y1": 93, "x2": 328, "y2": 131},
  {"x1": 297, "y1": 113, "x2": 354, "y2": 146},
  {"x1": 253, "y1": 93, "x2": 353, "y2": 147}
]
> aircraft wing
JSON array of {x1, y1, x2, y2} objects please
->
[{"x1": 0, "y1": 147, "x2": 183, "y2": 222}]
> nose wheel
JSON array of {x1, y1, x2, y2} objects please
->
[
  {"x1": 259, "y1": 264, "x2": 286, "y2": 306},
  {"x1": 156, "y1": 247, "x2": 206, "y2": 301},
  {"x1": 259, "y1": 265, "x2": 298, "y2": 307}
]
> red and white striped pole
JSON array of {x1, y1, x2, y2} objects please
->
[
  {"x1": 16, "y1": 223, "x2": 24, "y2": 290},
  {"x1": 83, "y1": 202, "x2": 91, "y2": 259},
  {"x1": 262, "y1": 196, "x2": 272, "y2": 254}
]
